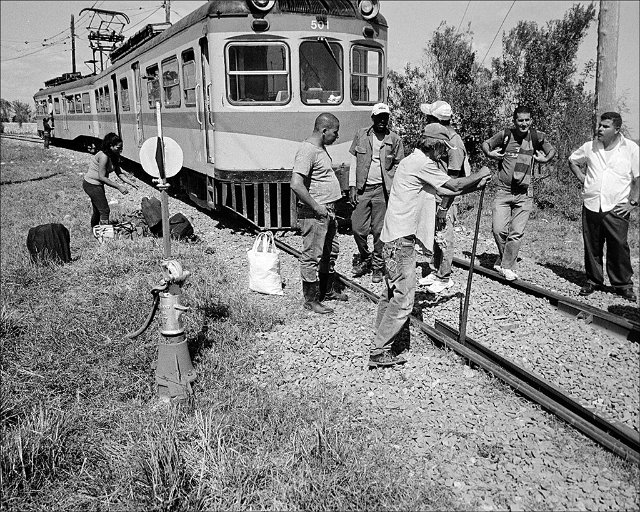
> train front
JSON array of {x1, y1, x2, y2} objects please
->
[{"x1": 204, "y1": 0, "x2": 388, "y2": 228}]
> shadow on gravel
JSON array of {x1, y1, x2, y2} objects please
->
[
  {"x1": 461, "y1": 251, "x2": 500, "y2": 269},
  {"x1": 608, "y1": 304, "x2": 640, "y2": 324},
  {"x1": 541, "y1": 262, "x2": 586, "y2": 286}
]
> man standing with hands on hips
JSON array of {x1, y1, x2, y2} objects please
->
[
  {"x1": 569, "y1": 112, "x2": 639, "y2": 302},
  {"x1": 349, "y1": 103, "x2": 405, "y2": 283}
]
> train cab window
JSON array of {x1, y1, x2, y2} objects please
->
[
  {"x1": 300, "y1": 40, "x2": 343, "y2": 105},
  {"x1": 67, "y1": 96, "x2": 75, "y2": 114},
  {"x1": 161, "y1": 56, "x2": 180, "y2": 107},
  {"x1": 120, "y1": 77, "x2": 130, "y2": 111},
  {"x1": 181, "y1": 49, "x2": 196, "y2": 107},
  {"x1": 351, "y1": 46, "x2": 383, "y2": 104},
  {"x1": 82, "y1": 92, "x2": 91, "y2": 113},
  {"x1": 226, "y1": 42, "x2": 289, "y2": 104},
  {"x1": 75, "y1": 94, "x2": 82, "y2": 114},
  {"x1": 54, "y1": 98, "x2": 60, "y2": 114},
  {"x1": 146, "y1": 64, "x2": 161, "y2": 108},
  {"x1": 104, "y1": 85, "x2": 111, "y2": 112}
]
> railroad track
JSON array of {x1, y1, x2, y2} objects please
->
[
  {"x1": 264, "y1": 230, "x2": 640, "y2": 465},
  {"x1": 0, "y1": 133, "x2": 44, "y2": 145},
  {"x1": 452, "y1": 256, "x2": 640, "y2": 343}
]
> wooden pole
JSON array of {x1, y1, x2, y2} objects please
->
[
  {"x1": 71, "y1": 15, "x2": 76, "y2": 73},
  {"x1": 593, "y1": 0, "x2": 620, "y2": 132},
  {"x1": 164, "y1": 0, "x2": 171, "y2": 24}
]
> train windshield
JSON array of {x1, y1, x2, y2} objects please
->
[
  {"x1": 351, "y1": 46, "x2": 383, "y2": 104},
  {"x1": 226, "y1": 42, "x2": 289, "y2": 104},
  {"x1": 300, "y1": 40, "x2": 343, "y2": 105}
]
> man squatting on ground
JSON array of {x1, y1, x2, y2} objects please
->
[
  {"x1": 369, "y1": 124, "x2": 491, "y2": 368},
  {"x1": 290, "y1": 113, "x2": 348, "y2": 315},
  {"x1": 418, "y1": 100, "x2": 471, "y2": 294},
  {"x1": 482, "y1": 106, "x2": 556, "y2": 281},
  {"x1": 349, "y1": 103, "x2": 405, "y2": 283},
  {"x1": 569, "y1": 111, "x2": 639, "y2": 302}
]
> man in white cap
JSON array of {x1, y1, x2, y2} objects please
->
[
  {"x1": 348, "y1": 103, "x2": 405, "y2": 283},
  {"x1": 369, "y1": 124, "x2": 491, "y2": 368},
  {"x1": 418, "y1": 100, "x2": 471, "y2": 293}
]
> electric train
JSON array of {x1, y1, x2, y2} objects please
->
[{"x1": 34, "y1": 0, "x2": 388, "y2": 229}]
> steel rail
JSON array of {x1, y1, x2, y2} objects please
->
[
  {"x1": 270, "y1": 235, "x2": 640, "y2": 465},
  {"x1": 0, "y1": 134, "x2": 45, "y2": 144},
  {"x1": 452, "y1": 256, "x2": 640, "y2": 343}
]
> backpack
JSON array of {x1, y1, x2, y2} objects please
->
[
  {"x1": 27, "y1": 223, "x2": 71, "y2": 264},
  {"x1": 169, "y1": 213, "x2": 194, "y2": 240},
  {"x1": 141, "y1": 197, "x2": 163, "y2": 236},
  {"x1": 501, "y1": 127, "x2": 544, "y2": 187},
  {"x1": 500, "y1": 127, "x2": 543, "y2": 154}
]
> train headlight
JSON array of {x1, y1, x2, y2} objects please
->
[
  {"x1": 358, "y1": 0, "x2": 379, "y2": 20},
  {"x1": 249, "y1": 0, "x2": 275, "y2": 12}
]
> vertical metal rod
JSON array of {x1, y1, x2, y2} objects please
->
[
  {"x1": 71, "y1": 15, "x2": 76, "y2": 73},
  {"x1": 458, "y1": 186, "x2": 485, "y2": 345},
  {"x1": 155, "y1": 100, "x2": 171, "y2": 259}
]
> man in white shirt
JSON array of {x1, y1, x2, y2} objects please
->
[
  {"x1": 369, "y1": 124, "x2": 491, "y2": 368},
  {"x1": 569, "y1": 112, "x2": 639, "y2": 302}
]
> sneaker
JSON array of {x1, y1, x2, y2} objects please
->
[
  {"x1": 426, "y1": 279, "x2": 454, "y2": 294},
  {"x1": 502, "y1": 268, "x2": 518, "y2": 281},
  {"x1": 368, "y1": 351, "x2": 407, "y2": 368},
  {"x1": 419, "y1": 273, "x2": 438, "y2": 286},
  {"x1": 371, "y1": 269, "x2": 384, "y2": 283},
  {"x1": 493, "y1": 264, "x2": 502, "y2": 273}
]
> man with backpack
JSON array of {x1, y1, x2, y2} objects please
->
[
  {"x1": 482, "y1": 106, "x2": 556, "y2": 281},
  {"x1": 418, "y1": 100, "x2": 470, "y2": 293}
]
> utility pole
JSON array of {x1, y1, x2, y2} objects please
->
[
  {"x1": 163, "y1": 0, "x2": 171, "y2": 24},
  {"x1": 593, "y1": 0, "x2": 619, "y2": 131},
  {"x1": 71, "y1": 14, "x2": 76, "y2": 73}
]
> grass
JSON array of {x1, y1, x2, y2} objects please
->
[{"x1": 1, "y1": 139, "x2": 453, "y2": 510}]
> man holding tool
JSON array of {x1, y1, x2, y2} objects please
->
[{"x1": 369, "y1": 124, "x2": 491, "y2": 368}]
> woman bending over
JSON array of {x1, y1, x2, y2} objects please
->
[{"x1": 82, "y1": 132, "x2": 136, "y2": 229}]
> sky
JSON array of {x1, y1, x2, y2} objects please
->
[{"x1": 1, "y1": 0, "x2": 638, "y2": 136}]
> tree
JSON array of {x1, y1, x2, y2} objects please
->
[
  {"x1": 0, "y1": 98, "x2": 12, "y2": 122},
  {"x1": 11, "y1": 100, "x2": 33, "y2": 126}
]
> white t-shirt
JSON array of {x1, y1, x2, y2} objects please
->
[
  {"x1": 569, "y1": 135, "x2": 639, "y2": 212},
  {"x1": 292, "y1": 141, "x2": 342, "y2": 205},
  {"x1": 381, "y1": 149, "x2": 450, "y2": 249}
]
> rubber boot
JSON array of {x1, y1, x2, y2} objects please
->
[
  {"x1": 303, "y1": 281, "x2": 333, "y2": 314},
  {"x1": 319, "y1": 272, "x2": 348, "y2": 301}
]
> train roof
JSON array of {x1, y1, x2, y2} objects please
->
[{"x1": 34, "y1": 0, "x2": 388, "y2": 99}]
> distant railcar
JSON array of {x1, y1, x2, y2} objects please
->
[{"x1": 34, "y1": 0, "x2": 388, "y2": 229}]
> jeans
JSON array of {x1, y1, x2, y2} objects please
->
[
  {"x1": 43, "y1": 132, "x2": 51, "y2": 149},
  {"x1": 433, "y1": 205, "x2": 456, "y2": 280},
  {"x1": 82, "y1": 179, "x2": 110, "y2": 228},
  {"x1": 351, "y1": 184, "x2": 387, "y2": 271},
  {"x1": 582, "y1": 206, "x2": 633, "y2": 290},
  {"x1": 492, "y1": 188, "x2": 533, "y2": 270},
  {"x1": 298, "y1": 203, "x2": 339, "y2": 282},
  {"x1": 371, "y1": 236, "x2": 416, "y2": 356}
]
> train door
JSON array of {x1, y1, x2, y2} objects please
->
[
  {"x1": 110, "y1": 74, "x2": 122, "y2": 138},
  {"x1": 198, "y1": 36, "x2": 214, "y2": 164},
  {"x1": 132, "y1": 62, "x2": 144, "y2": 146}
]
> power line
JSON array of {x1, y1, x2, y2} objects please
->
[
  {"x1": 480, "y1": 0, "x2": 516, "y2": 68},
  {"x1": 455, "y1": 1, "x2": 471, "y2": 34},
  {"x1": 122, "y1": 7, "x2": 162, "y2": 35}
]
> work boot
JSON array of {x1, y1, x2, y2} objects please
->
[
  {"x1": 319, "y1": 273, "x2": 348, "y2": 301},
  {"x1": 352, "y1": 256, "x2": 372, "y2": 277},
  {"x1": 302, "y1": 281, "x2": 333, "y2": 314}
]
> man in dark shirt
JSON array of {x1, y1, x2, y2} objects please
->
[
  {"x1": 482, "y1": 106, "x2": 556, "y2": 281},
  {"x1": 42, "y1": 116, "x2": 52, "y2": 149}
]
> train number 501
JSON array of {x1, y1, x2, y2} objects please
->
[{"x1": 311, "y1": 19, "x2": 329, "y2": 30}]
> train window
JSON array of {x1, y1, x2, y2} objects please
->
[
  {"x1": 104, "y1": 85, "x2": 111, "y2": 112},
  {"x1": 161, "y1": 56, "x2": 180, "y2": 108},
  {"x1": 299, "y1": 41, "x2": 343, "y2": 105},
  {"x1": 146, "y1": 64, "x2": 161, "y2": 108},
  {"x1": 351, "y1": 46, "x2": 383, "y2": 104},
  {"x1": 226, "y1": 42, "x2": 289, "y2": 104},
  {"x1": 54, "y1": 98, "x2": 60, "y2": 114},
  {"x1": 98, "y1": 88, "x2": 104, "y2": 112},
  {"x1": 82, "y1": 92, "x2": 91, "y2": 113},
  {"x1": 95, "y1": 90, "x2": 100, "y2": 112},
  {"x1": 120, "y1": 77, "x2": 130, "y2": 111},
  {"x1": 67, "y1": 96, "x2": 75, "y2": 114},
  {"x1": 75, "y1": 94, "x2": 82, "y2": 114},
  {"x1": 181, "y1": 49, "x2": 196, "y2": 107}
]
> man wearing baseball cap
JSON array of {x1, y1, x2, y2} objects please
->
[
  {"x1": 419, "y1": 100, "x2": 471, "y2": 294},
  {"x1": 348, "y1": 103, "x2": 405, "y2": 283},
  {"x1": 369, "y1": 124, "x2": 491, "y2": 368}
]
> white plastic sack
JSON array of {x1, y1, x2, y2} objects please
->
[
  {"x1": 92, "y1": 224, "x2": 115, "y2": 243},
  {"x1": 247, "y1": 232, "x2": 284, "y2": 295}
]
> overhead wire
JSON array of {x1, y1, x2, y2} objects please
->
[
  {"x1": 455, "y1": 1, "x2": 471, "y2": 34},
  {"x1": 479, "y1": 0, "x2": 516, "y2": 68}
]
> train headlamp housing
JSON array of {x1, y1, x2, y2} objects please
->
[
  {"x1": 248, "y1": 0, "x2": 275, "y2": 12},
  {"x1": 358, "y1": 0, "x2": 379, "y2": 20}
]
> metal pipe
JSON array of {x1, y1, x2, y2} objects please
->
[{"x1": 155, "y1": 100, "x2": 171, "y2": 259}]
